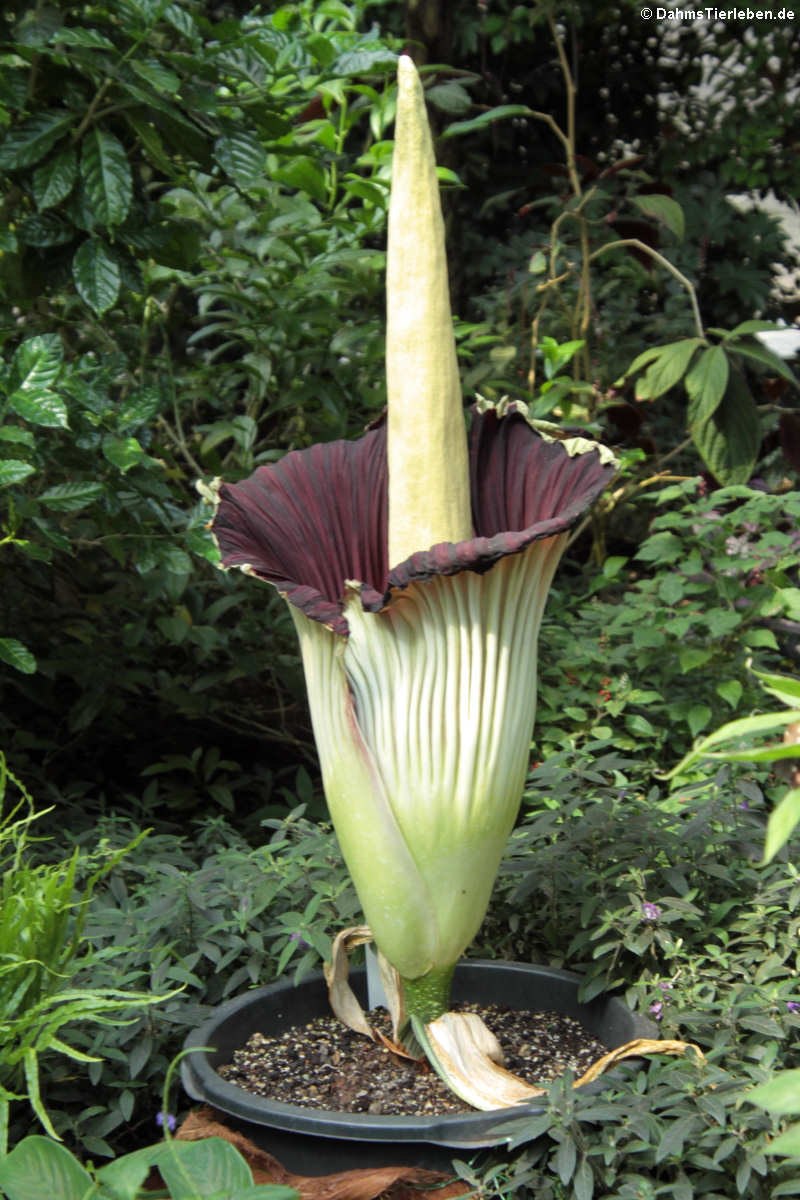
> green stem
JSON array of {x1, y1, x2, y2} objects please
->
[{"x1": 401, "y1": 964, "x2": 455, "y2": 1024}]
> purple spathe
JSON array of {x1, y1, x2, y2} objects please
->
[{"x1": 211, "y1": 403, "x2": 615, "y2": 636}]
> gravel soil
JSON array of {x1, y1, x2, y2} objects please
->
[{"x1": 217, "y1": 1003, "x2": 607, "y2": 1116}]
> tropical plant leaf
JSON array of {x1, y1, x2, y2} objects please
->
[
  {"x1": 0, "y1": 638, "x2": 37, "y2": 675},
  {"x1": 80, "y1": 129, "x2": 133, "y2": 229},
  {"x1": 48, "y1": 26, "x2": 116, "y2": 49},
  {"x1": 0, "y1": 1135, "x2": 93, "y2": 1200},
  {"x1": 635, "y1": 338, "x2": 703, "y2": 400},
  {"x1": 101, "y1": 435, "x2": 146, "y2": 472},
  {"x1": 750, "y1": 668, "x2": 800, "y2": 707},
  {"x1": 10, "y1": 390, "x2": 69, "y2": 429},
  {"x1": 440, "y1": 104, "x2": 534, "y2": 138},
  {"x1": 763, "y1": 788, "x2": 800, "y2": 864},
  {"x1": 157, "y1": 1137, "x2": 255, "y2": 1199},
  {"x1": 690, "y1": 366, "x2": 760, "y2": 485},
  {"x1": 425, "y1": 82, "x2": 473, "y2": 115},
  {"x1": 31, "y1": 147, "x2": 78, "y2": 211},
  {"x1": 129, "y1": 57, "x2": 181, "y2": 93},
  {"x1": 726, "y1": 337, "x2": 800, "y2": 387},
  {"x1": 213, "y1": 132, "x2": 266, "y2": 187},
  {"x1": 12, "y1": 334, "x2": 63, "y2": 394},
  {"x1": 39, "y1": 481, "x2": 105, "y2": 511},
  {"x1": 0, "y1": 113, "x2": 73, "y2": 170},
  {"x1": 630, "y1": 193, "x2": 685, "y2": 240},
  {"x1": 766, "y1": 1125, "x2": 800, "y2": 1156},
  {"x1": 72, "y1": 238, "x2": 121, "y2": 315},
  {"x1": 272, "y1": 156, "x2": 328, "y2": 205},
  {"x1": 616, "y1": 343, "x2": 667, "y2": 384},
  {"x1": 0, "y1": 460, "x2": 36, "y2": 487},
  {"x1": 725, "y1": 319, "x2": 787, "y2": 338},
  {"x1": 685, "y1": 344, "x2": 729, "y2": 424},
  {"x1": 664, "y1": 710, "x2": 800, "y2": 778}
]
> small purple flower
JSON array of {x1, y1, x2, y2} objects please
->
[
  {"x1": 156, "y1": 1112, "x2": 177, "y2": 1133},
  {"x1": 649, "y1": 1001, "x2": 663, "y2": 1020},
  {"x1": 787, "y1": 1001, "x2": 800, "y2": 1013},
  {"x1": 658, "y1": 981, "x2": 673, "y2": 992},
  {"x1": 641, "y1": 901, "x2": 662, "y2": 922},
  {"x1": 289, "y1": 931, "x2": 310, "y2": 948},
  {"x1": 738, "y1": 799, "x2": 749, "y2": 810}
]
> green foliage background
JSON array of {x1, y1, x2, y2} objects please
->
[{"x1": 0, "y1": 0, "x2": 799, "y2": 1193}]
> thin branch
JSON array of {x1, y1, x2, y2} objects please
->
[
  {"x1": 546, "y1": 10, "x2": 580, "y2": 198},
  {"x1": 590, "y1": 239, "x2": 705, "y2": 339}
]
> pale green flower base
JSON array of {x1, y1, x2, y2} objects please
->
[
  {"x1": 401, "y1": 964, "x2": 457, "y2": 1025},
  {"x1": 290, "y1": 533, "x2": 568, "y2": 988}
]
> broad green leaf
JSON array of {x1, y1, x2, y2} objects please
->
[
  {"x1": 157, "y1": 1137, "x2": 253, "y2": 1199},
  {"x1": 0, "y1": 112, "x2": 73, "y2": 170},
  {"x1": 0, "y1": 638, "x2": 37, "y2": 675},
  {"x1": 691, "y1": 367, "x2": 760, "y2": 485},
  {"x1": 129, "y1": 58, "x2": 181, "y2": 93},
  {"x1": 80, "y1": 129, "x2": 133, "y2": 228},
  {"x1": 158, "y1": 545, "x2": 193, "y2": 575},
  {"x1": 32, "y1": 146, "x2": 78, "y2": 211},
  {"x1": 780, "y1": 589, "x2": 800, "y2": 621},
  {"x1": 751, "y1": 668, "x2": 800, "y2": 707},
  {"x1": 555, "y1": 1136, "x2": 577, "y2": 1184},
  {"x1": 529, "y1": 249, "x2": 547, "y2": 275},
  {"x1": 95, "y1": 1147, "x2": 152, "y2": 1200},
  {"x1": 118, "y1": 388, "x2": 161, "y2": 428},
  {"x1": 12, "y1": 333, "x2": 63, "y2": 393},
  {"x1": 214, "y1": 133, "x2": 265, "y2": 187},
  {"x1": 273, "y1": 156, "x2": 328, "y2": 205},
  {"x1": 0, "y1": 459, "x2": 36, "y2": 487},
  {"x1": 441, "y1": 104, "x2": 533, "y2": 138},
  {"x1": 687, "y1": 704, "x2": 712, "y2": 737},
  {"x1": 716, "y1": 680, "x2": 743, "y2": 709},
  {"x1": 659, "y1": 572, "x2": 685, "y2": 604},
  {"x1": 727, "y1": 337, "x2": 800, "y2": 388},
  {"x1": 0, "y1": 426, "x2": 35, "y2": 447},
  {"x1": 17, "y1": 212, "x2": 75, "y2": 247},
  {"x1": 726, "y1": 319, "x2": 786, "y2": 338},
  {"x1": 125, "y1": 114, "x2": 172, "y2": 176},
  {"x1": 635, "y1": 530, "x2": 684, "y2": 564},
  {"x1": 40, "y1": 481, "x2": 105, "y2": 511},
  {"x1": 342, "y1": 175, "x2": 388, "y2": 208},
  {"x1": 631, "y1": 193, "x2": 685, "y2": 240},
  {"x1": 102, "y1": 435, "x2": 146, "y2": 472},
  {"x1": 49, "y1": 26, "x2": 116, "y2": 49},
  {"x1": 164, "y1": 3, "x2": 200, "y2": 43},
  {"x1": 0, "y1": 1135, "x2": 93, "y2": 1200},
  {"x1": 73, "y1": 238, "x2": 121, "y2": 316},
  {"x1": 748, "y1": 1068, "x2": 800, "y2": 1115},
  {"x1": 573, "y1": 1159, "x2": 594, "y2": 1200},
  {"x1": 766, "y1": 1125, "x2": 800, "y2": 1156},
  {"x1": 618, "y1": 344, "x2": 666, "y2": 383},
  {"x1": 686, "y1": 345, "x2": 729, "y2": 424},
  {"x1": 425, "y1": 82, "x2": 472, "y2": 115},
  {"x1": 329, "y1": 46, "x2": 398, "y2": 75},
  {"x1": 636, "y1": 338, "x2": 703, "y2": 400},
  {"x1": 664, "y1": 709, "x2": 800, "y2": 778},
  {"x1": 763, "y1": 788, "x2": 800, "y2": 864},
  {"x1": 307, "y1": 32, "x2": 337, "y2": 67},
  {"x1": 10, "y1": 390, "x2": 68, "y2": 429}
]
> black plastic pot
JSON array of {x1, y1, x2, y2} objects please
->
[{"x1": 182, "y1": 960, "x2": 655, "y2": 1174}]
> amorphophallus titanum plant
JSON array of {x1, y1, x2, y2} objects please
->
[{"x1": 210, "y1": 57, "x2": 618, "y2": 1098}]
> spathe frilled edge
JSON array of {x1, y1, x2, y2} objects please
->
[{"x1": 209, "y1": 400, "x2": 618, "y2": 635}]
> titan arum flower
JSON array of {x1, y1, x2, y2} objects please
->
[{"x1": 211, "y1": 58, "x2": 616, "y2": 1031}]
